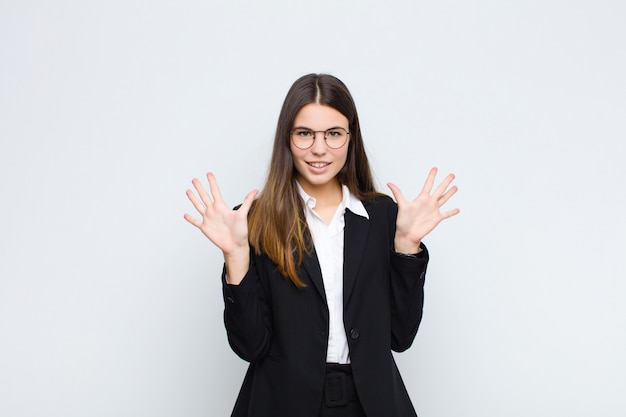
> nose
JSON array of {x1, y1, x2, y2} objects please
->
[{"x1": 310, "y1": 131, "x2": 328, "y2": 154}]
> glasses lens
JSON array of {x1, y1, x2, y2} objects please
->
[
  {"x1": 325, "y1": 128, "x2": 348, "y2": 149},
  {"x1": 292, "y1": 128, "x2": 314, "y2": 149}
]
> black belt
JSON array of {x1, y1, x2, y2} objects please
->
[{"x1": 324, "y1": 363, "x2": 358, "y2": 407}]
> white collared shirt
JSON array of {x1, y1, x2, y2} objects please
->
[{"x1": 297, "y1": 183, "x2": 369, "y2": 364}]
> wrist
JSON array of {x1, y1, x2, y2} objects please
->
[
  {"x1": 223, "y1": 243, "x2": 249, "y2": 259},
  {"x1": 394, "y1": 236, "x2": 421, "y2": 255},
  {"x1": 223, "y1": 245, "x2": 250, "y2": 285}
]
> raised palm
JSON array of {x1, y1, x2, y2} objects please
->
[{"x1": 184, "y1": 173, "x2": 258, "y2": 256}]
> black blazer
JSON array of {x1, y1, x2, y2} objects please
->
[{"x1": 222, "y1": 196, "x2": 428, "y2": 417}]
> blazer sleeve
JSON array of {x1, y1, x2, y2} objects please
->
[
  {"x1": 221, "y1": 251, "x2": 273, "y2": 362},
  {"x1": 384, "y1": 198, "x2": 429, "y2": 352},
  {"x1": 389, "y1": 244, "x2": 428, "y2": 352}
]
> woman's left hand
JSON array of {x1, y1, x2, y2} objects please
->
[{"x1": 387, "y1": 167, "x2": 460, "y2": 254}]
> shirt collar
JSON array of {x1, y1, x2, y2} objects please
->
[{"x1": 296, "y1": 182, "x2": 369, "y2": 220}]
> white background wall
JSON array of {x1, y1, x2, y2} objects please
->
[{"x1": 1, "y1": 0, "x2": 624, "y2": 416}]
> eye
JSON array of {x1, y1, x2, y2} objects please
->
[
  {"x1": 326, "y1": 128, "x2": 345, "y2": 138},
  {"x1": 294, "y1": 128, "x2": 313, "y2": 137}
]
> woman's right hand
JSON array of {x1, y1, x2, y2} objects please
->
[{"x1": 184, "y1": 173, "x2": 258, "y2": 284}]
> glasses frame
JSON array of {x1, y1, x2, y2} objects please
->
[{"x1": 290, "y1": 126, "x2": 351, "y2": 150}]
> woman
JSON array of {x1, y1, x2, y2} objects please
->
[{"x1": 184, "y1": 74, "x2": 459, "y2": 417}]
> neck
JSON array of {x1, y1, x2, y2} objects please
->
[{"x1": 298, "y1": 178, "x2": 342, "y2": 207}]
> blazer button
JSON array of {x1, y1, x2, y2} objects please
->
[{"x1": 350, "y1": 328, "x2": 359, "y2": 340}]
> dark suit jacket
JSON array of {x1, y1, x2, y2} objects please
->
[{"x1": 222, "y1": 196, "x2": 428, "y2": 417}]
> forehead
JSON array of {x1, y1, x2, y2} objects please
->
[{"x1": 293, "y1": 103, "x2": 348, "y2": 129}]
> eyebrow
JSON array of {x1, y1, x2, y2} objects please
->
[{"x1": 292, "y1": 125, "x2": 346, "y2": 130}]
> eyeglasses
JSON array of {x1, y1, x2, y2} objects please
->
[{"x1": 290, "y1": 127, "x2": 350, "y2": 150}]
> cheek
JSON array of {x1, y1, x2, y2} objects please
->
[
  {"x1": 338, "y1": 148, "x2": 350, "y2": 166},
  {"x1": 290, "y1": 141, "x2": 302, "y2": 156},
  {"x1": 290, "y1": 146, "x2": 304, "y2": 163},
  {"x1": 289, "y1": 148, "x2": 307, "y2": 174}
]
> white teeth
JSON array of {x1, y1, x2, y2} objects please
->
[{"x1": 309, "y1": 162, "x2": 329, "y2": 168}]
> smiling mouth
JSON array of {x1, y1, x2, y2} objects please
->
[{"x1": 308, "y1": 162, "x2": 330, "y2": 168}]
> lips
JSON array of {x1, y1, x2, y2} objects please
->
[{"x1": 307, "y1": 162, "x2": 330, "y2": 168}]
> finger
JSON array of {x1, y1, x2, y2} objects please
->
[
  {"x1": 433, "y1": 173, "x2": 456, "y2": 197},
  {"x1": 183, "y1": 213, "x2": 201, "y2": 228},
  {"x1": 186, "y1": 188, "x2": 207, "y2": 214},
  {"x1": 192, "y1": 177, "x2": 213, "y2": 207},
  {"x1": 239, "y1": 189, "x2": 259, "y2": 214},
  {"x1": 441, "y1": 207, "x2": 461, "y2": 219},
  {"x1": 421, "y1": 167, "x2": 438, "y2": 195},
  {"x1": 206, "y1": 172, "x2": 224, "y2": 204},
  {"x1": 386, "y1": 182, "x2": 407, "y2": 205},
  {"x1": 437, "y1": 184, "x2": 458, "y2": 206}
]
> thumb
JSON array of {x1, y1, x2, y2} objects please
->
[
  {"x1": 238, "y1": 189, "x2": 259, "y2": 214},
  {"x1": 386, "y1": 182, "x2": 406, "y2": 205}
]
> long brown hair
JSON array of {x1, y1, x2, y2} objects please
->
[{"x1": 248, "y1": 74, "x2": 383, "y2": 287}]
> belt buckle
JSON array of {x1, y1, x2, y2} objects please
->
[{"x1": 324, "y1": 372, "x2": 348, "y2": 407}]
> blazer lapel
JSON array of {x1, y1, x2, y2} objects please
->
[
  {"x1": 343, "y1": 208, "x2": 370, "y2": 304},
  {"x1": 302, "y1": 248, "x2": 327, "y2": 305}
]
